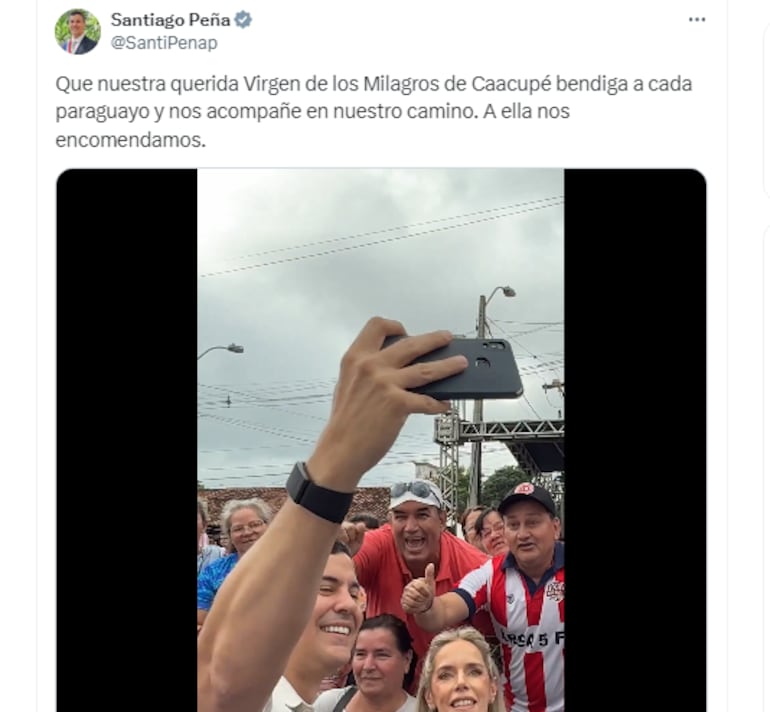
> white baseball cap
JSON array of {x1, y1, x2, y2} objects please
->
[{"x1": 389, "y1": 480, "x2": 445, "y2": 510}]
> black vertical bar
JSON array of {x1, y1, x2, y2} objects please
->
[{"x1": 57, "y1": 169, "x2": 198, "y2": 706}]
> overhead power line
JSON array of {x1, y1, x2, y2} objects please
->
[
  {"x1": 199, "y1": 198, "x2": 563, "y2": 278},
  {"x1": 213, "y1": 196, "x2": 564, "y2": 262},
  {"x1": 198, "y1": 413, "x2": 319, "y2": 445}
]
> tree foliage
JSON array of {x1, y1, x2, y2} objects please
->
[{"x1": 481, "y1": 465, "x2": 529, "y2": 507}]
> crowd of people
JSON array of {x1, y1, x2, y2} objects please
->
[{"x1": 196, "y1": 318, "x2": 564, "y2": 712}]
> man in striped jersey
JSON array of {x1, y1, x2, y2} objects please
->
[{"x1": 401, "y1": 482, "x2": 564, "y2": 712}]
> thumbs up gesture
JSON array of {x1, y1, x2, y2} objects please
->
[{"x1": 401, "y1": 563, "x2": 436, "y2": 615}]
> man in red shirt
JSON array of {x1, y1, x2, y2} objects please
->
[{"x1": 349, "y1": 479, "x2": 491, "y2": 692}]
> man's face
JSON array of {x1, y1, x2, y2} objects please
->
[
  {"x1": 390, "y1": 501, "x2": 445, "y2": 570},
  {"x1": 68, "y1": 13, "x2": 85, "y2": 38},
  {"x1": 502, "y1": 500, "x2": 560, "y2": 572},
  {"x1": 292, "y1": 553, "x2": 364, "y2": 673},
  {"x1": 197, "y1": 512, "x2": 205, "y2": 543}
]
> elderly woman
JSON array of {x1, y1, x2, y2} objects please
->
[
  {"x1": 416, "y1": 627, "x2": 504, "y2": 712},
  {"x1": 197, "y1": 497, "x2": 272, "y2": 631},
  {"x1": 473, "y1": 508, "x2": 507, "y2": 558}
]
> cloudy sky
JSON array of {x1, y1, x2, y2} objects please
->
[{"x1": 197, "y1": 168, "x2": 564, "y2": 490}]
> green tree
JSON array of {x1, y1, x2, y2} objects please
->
[
  {"x1": 455, "y1": 466, "x2": 469, "y2": 513},
  {"x1": 481, "y1": 465, "x2": 528, "y2": 506}
]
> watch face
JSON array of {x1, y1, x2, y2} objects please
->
[{"x1": 287, "y1": 462, "x2": 307, "y2": 498}]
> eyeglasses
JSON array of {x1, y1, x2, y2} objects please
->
[
  {"x1": 230, "y1": 520, "x2": 266, "y2": 535},
  {"x1": 390, "y1": 481, "x2": 442, "y2": 507},
  {"x1": 481, "y1": 522, "x2": 505, "y2": 539}
]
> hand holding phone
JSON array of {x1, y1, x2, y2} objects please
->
[{"x1": 382, "y1": 335, "x2": 524, "y2": 401}]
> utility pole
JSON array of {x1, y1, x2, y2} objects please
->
[
  {"x1": 467, "y1": 286, "x2": 516, "y2": 507},
  {"x1": 468, "y1": 296, "x2": 486, "y2": 507}
]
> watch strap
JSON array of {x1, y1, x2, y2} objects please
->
[{"x1": 286, "y1": 461, "x2": 354, "y2": 524}]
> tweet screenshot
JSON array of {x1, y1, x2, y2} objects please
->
[{"x1": 13, "y1": 0, "x2": 763, "y2": 710}]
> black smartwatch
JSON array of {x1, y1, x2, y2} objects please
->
[{"x1": 285, "y1": 461, "x2": 354, "y2": 524}]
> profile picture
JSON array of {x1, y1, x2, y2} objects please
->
[{"x1": 55, "y1": 9, "x2": 100, "y2": 55}]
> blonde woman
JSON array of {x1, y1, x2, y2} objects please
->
[{"x1": 416, "y1": 627, "x2": 505, "y2": 712}]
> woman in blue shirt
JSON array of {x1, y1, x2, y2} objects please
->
[{"x1": 197, "y1": 497, "x2": 273, "y2": 631}]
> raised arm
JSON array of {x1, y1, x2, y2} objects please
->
[
  {"x1": 197, "y1": 318, "x2": 468, "y2": 712},
  {"x1": 401, "y1": 563, "x2": 472, "y2": 633}
]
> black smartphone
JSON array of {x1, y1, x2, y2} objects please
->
[{"x1": 382, "y1": 335, "x2": 524, "y2": 400}]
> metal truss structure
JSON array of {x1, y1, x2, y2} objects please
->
[
  {"x1": 427, "y1": 410, "x2": 462, "y2": 526},
  {"x1": 429, "y1": 413, "x2": 565, "y2": 525}
]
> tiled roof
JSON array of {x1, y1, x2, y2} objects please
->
[{"x1": 198, "y1": 486, "x2": 390, "y2": 529}]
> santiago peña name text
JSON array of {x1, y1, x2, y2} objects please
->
[{"x1": 111, "y1": 13, "x2": 231, "y2": 28}]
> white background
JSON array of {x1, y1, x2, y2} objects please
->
[{"x1": 1, "y1": 0, "x2": 762, "y2": 708}]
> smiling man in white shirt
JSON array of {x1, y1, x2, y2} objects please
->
[
  {"x1": 263, "y1": 540, "x2": 365, "y2": 712},
  {"x1": 197, "y1": 319, "x2": 468, "y2": 712}
]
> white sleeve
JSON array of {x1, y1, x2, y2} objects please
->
[
  {"x1": 314, "y1": 688, "x2": 348, "y2": 712},
  {"x1": 455, "y1": 558, "x2": 494, "y2": 615}
]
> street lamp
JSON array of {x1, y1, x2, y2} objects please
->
[
  {"x1": 468, "y1": 285, "x2": 516, "y2": 506},
  {"x1": 487, "y1": 285, "x2": 517, "y2": 301},
  {"x1": 197, "y1": 343, "x2": 245, "y2": 360}
]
